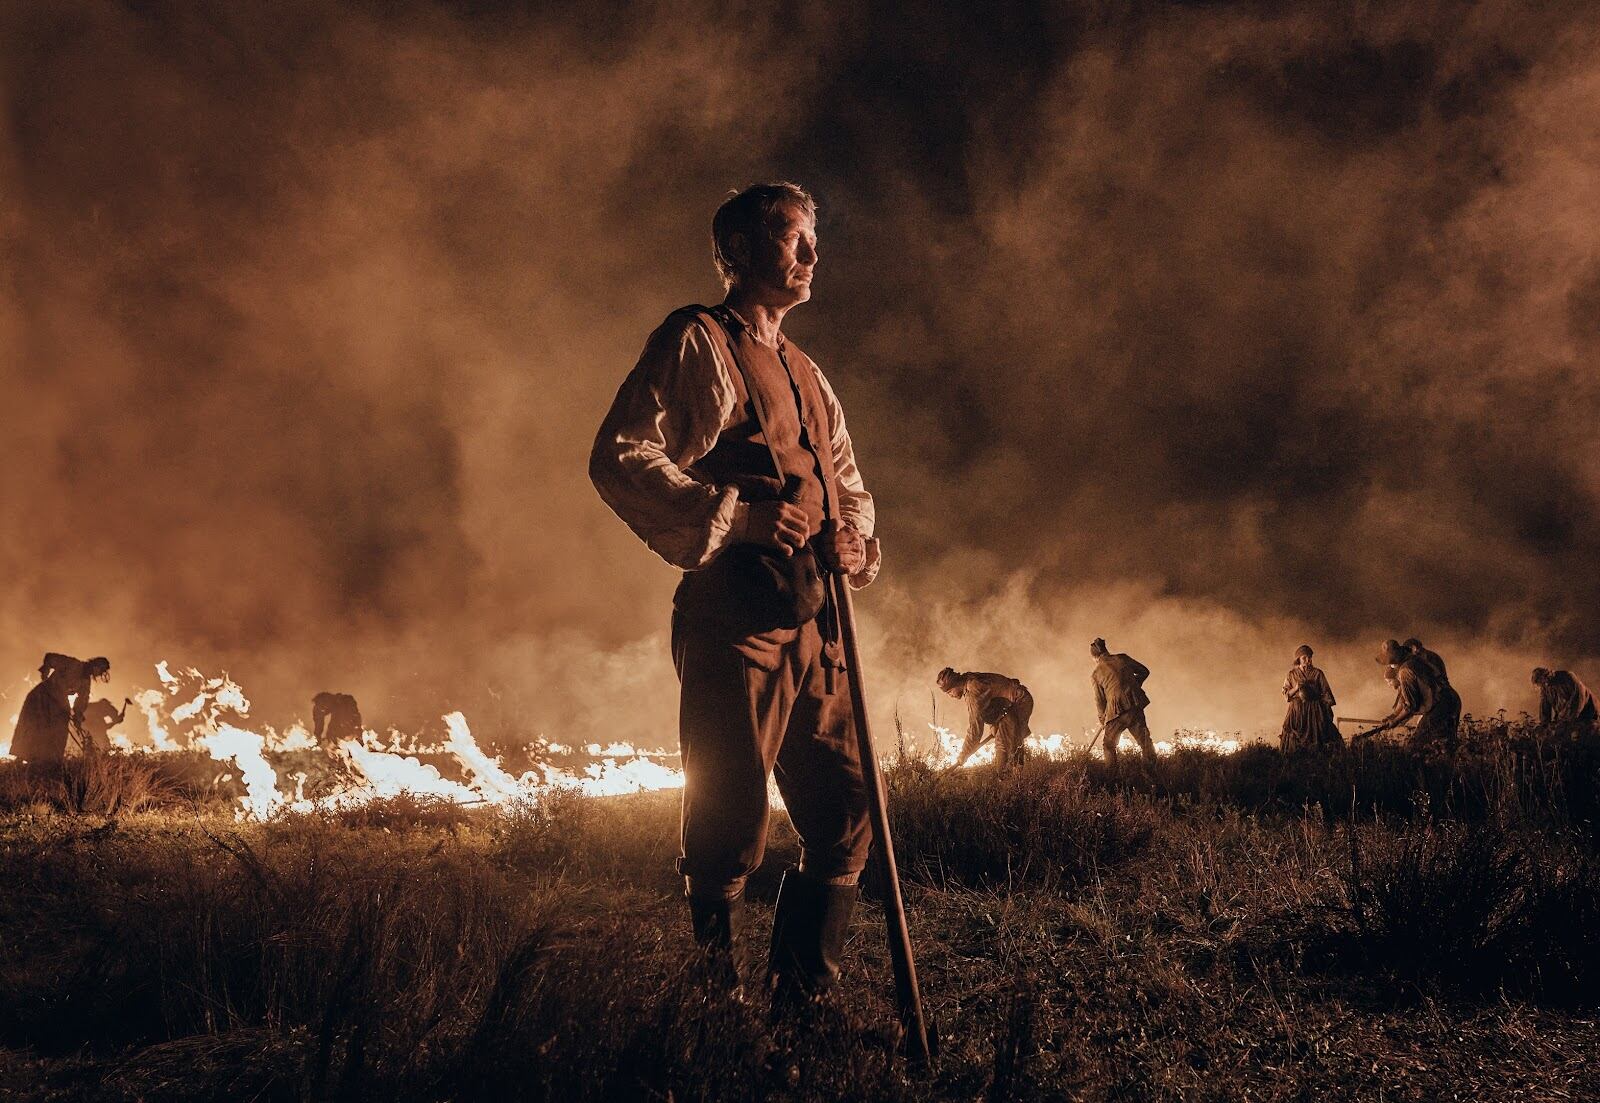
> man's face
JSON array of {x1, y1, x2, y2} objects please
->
[{"x1": 741, "y1": 203, "x2": 817, "y2": 307}]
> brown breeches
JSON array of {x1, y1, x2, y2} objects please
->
[
  {"x1": 672, "y1": 613, "x2": 872, "y2": 901},
  {"x1": 1103, "y1": 709, "x2": 1157, "y2": 761},
  {"x1": 996, "y1": 692, "x2": 1033, "y2": 770}
]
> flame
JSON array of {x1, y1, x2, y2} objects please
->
[
  {"x1": 133, "y1": 688, "x2": 179, "y2": 751},
  {"x1": 338, "y1": 740, "x2": 482, "y2": 806},
  {"x1": 1154, "y1": 730, "x2": 1243, "y2": 755},
  {"x1": 170, "y1": 694, "x2": 207, "y2": 723},
  {"x1": 547, "y1": 754, "x2": 689, "y2": 798},
  {"x1": 101, "y1": 662, "x2": 691, "y2": 818},
  {"x1": 270, "y1": 721, "x2": 319, "y2": 752},
  {"x1": 930, "y1": 720, "x2": 1242, "y2": 767},
  {"x1": 195, "y1": 723, "x2": 285, "y2": 820},
  {"x1": 443, "y1": 711, "x2": 523, "y2": 800},
  {"x1": 48, "y1": 658, "x2": 1343, "y2": 817}
]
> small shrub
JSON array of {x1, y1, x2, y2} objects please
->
[
  {"x1": 317, "y1": 791, "x2": 476, "y2": 832},
  {"x1": 490, "y1": 787, "x2": 592, "y2": 872},
  {"x1": 0, "y1": 755, "x2": 177, "y2": 817}
]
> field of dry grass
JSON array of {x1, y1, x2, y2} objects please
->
[{"x1": 2, "y1": 726, "x2": 1598, "y2": 1101}]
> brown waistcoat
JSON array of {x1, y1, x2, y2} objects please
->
[{"x1": 684, "y1": 306, "x2": 839, "y2": 535}]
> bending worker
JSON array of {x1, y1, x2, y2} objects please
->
[
  {"x1": 1532, "y1": 667, "x2": 1597, "y2": 731},
  {"x1": 1358, "y1": 639, "x2": 1460, "y2": 752},
  {"x1": 10, "y1": 653, "x2": 112, "y2": 763},
  {"x1": 937, "y1": 667, "x2": 1033, "y2": 770}
]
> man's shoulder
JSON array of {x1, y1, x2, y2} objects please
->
[
  {"x1": 1396, "y1": 657, "x2": 1428, "y2": 681},
  {"x1": 637, "y1": 306, "x2": 737, "y2": 375},
  {"x1": 652, "y1": 304, "x2": 721, "y2": 341}
]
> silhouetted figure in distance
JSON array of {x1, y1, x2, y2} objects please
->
[
  {"x1": 11, "y1": 653, "x2": 111, "y2": 763},
  {"x1": 1091, "y1": 638, "x2": 1156, "y2": 764},
  {"x1": 1279, "y1": 644, "x2": 1340, "y2": 752},
  {"x1": 311, "y1": 692, "x2": 364, "y2": 747},
  {"x1": 77, "y1": 697, "x2": 133, "y2": 754},
  {"x1": 1358, "y1": 639, "x2": 1459, "y2": 753},
  {"x1": 1532, "y1": 667, "x2": 1597, "y2": 732}
]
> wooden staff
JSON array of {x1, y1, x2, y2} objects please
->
[{"x1": 828, "y1": 561, "x2": 933, "y2": 1067}]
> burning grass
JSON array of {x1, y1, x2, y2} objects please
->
[{"x1": 2, "y1": 727, "x2": 1599, "y2": 1101}]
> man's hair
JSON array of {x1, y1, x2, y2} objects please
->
[
  {"x1": 1090, "y1": 638, "x2": 1108, "y2": 656},
  {"x1": 1294, "y1": 644, "x2": 1313, "y2": 659},
  {"x1": 1403, "y1": 637, "x2": 1423, "y2": 651},
  {"x1": 711, "y1": 182, "x2": 816, "y2": 289},
  {"x1": 936, "y1": 667, "x2": 961, "y2": 691},
  {"x1": 1533, "y1": 667, "x2": 1551, "y2": 684}
]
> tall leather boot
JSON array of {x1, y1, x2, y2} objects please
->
[
  {"x1": 767, "y1": 868, "x2": 856, "y2": 1009},
  {"x1": 688, "y1": 893, "x2": 745, "y2": 992}
]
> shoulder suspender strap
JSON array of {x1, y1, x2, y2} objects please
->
[{"x1": 696, "y1": 306, "x2": 791, "y2": 490}]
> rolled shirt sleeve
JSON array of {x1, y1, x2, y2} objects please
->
[
  {"x1": 1385, "y1": 666, "x2": 1427, "y2": 727},
  {"x1": 593, "y1": 310, "x2": 885, "y2": 586},
  {"x1": 811, "y1": 363, "x2": 881, "y2": 588},
  {"x1": 590, "y1": 316, "x2": 748, "y2": 570}
]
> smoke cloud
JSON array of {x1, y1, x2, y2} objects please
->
[{"x1": 3, "y1": 1, "x2": 1596, "y2": 745}]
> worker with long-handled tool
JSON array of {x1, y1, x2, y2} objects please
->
[
  {"x1": 11, "y1": 653, "x2": 112, "y2": 763},
  {"x1": 1354, "y1": 639, "x2": 1460, "y2": 753},
  {"x1": 591, "y1": 184, "x2": 924, "y2": 1041},
  {"x1": 1090, "y1": 638, "x2": 1157, "y2": 764}
]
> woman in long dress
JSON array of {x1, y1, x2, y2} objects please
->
[
  {"x1": 10, "y1": 653, "x2": 111, "y2": 763},
  {"x1": 1279, "y1": 644, "x2": 1340, "y2": 752}
]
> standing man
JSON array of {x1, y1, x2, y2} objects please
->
[
  {"x1": 936, "y1": 667, "x2": 1034, "y2": 771},
  {"x1": 591, "y1": 183, "x2": 879, "y2": 1002},
  {"x1": 1090, "y1": 638, "x2": 1157, "y2": 764},
  {"x1": 1358, "y1": 639, "x2": 1460, "y2": 752},
  {"x1": 1532, "y1": 667, "x2": 1597, "y2": 731}
]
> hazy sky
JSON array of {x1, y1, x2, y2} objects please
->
[{"x1": 4, "y1": 1, "x2": 1597, "y2": 746}]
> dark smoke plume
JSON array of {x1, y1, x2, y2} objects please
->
[{"x1": 3, "y1": 1, "x2": 1596, "y2": 744}]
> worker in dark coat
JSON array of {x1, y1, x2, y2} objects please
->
[
  {"x1": 311, "y1": 692, "x2": 364, "y2": 747},
  {"x1": 10, "y1": 654, "x2": 111, "y2": 763},
  {"x1": 1532, "y1": 667, "x2": 1597, "y2": 731},
  {"x1": 1279, "y1": 645, "x2": 1340, "y2": 752},
  {"x1": 1091, "y1": 638, "x2": 1156, "y2": 764},
  {"x1": 937, "y1": 667, "x2": 1034, "y2": 771},
  {"x1": 1358, "y1": 640, "x2": 1459, "y2": 752}
]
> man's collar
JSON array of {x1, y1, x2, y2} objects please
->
[{"x1": 719, "y1": 303, "x2": 785, "y2": 349}]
